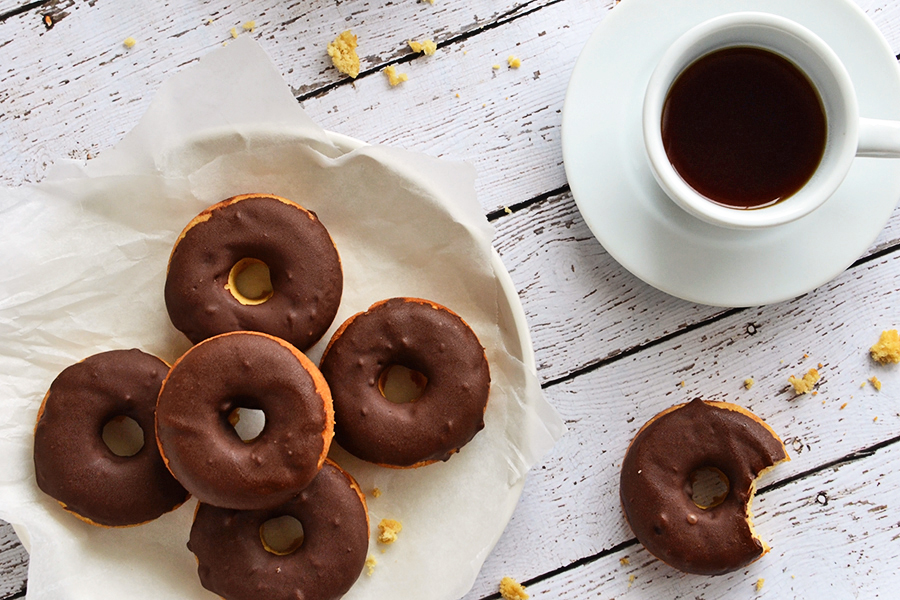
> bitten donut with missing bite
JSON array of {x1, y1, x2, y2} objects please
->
[
  {"x1": 33, "y1": 349, "x2": 189, "y2": 527},
  {"x1": 620, "y1": 399, "x2": 789, "y2": 575},
  {"x1": 188, "y1": 459, "x2": 369, "y2": 600},
  {"x1": 164, "y1": 193, "x2": 342, "y2": 352},
  {"x1": 156, "y1": 331, "x2": 334, "y2": 510},
  {"x1": 319, "y1": 297, "x2": 491, "y2": 468}
]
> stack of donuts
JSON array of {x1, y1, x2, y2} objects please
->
[{"x1": 32, "y1": 193, "x2": 491, "y2": 600}]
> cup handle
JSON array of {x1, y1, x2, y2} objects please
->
[{"x1": 857, "y1": 118, "x2": 900, "y2": 157}]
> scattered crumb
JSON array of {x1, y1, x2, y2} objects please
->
[
  {"x1": 812, "y1": 391, "x2": 818, "y2": 396},
  {"x1": 861, "y1": 381, "x2": 867, "y2": 388},
  {"x1": 43, "y1": 14, "x2": 53, "y2": 29},
  {"x1": 680, "y1": 380, "x2": 685, "y2": 388},
  {"x1": 424, "y1": 0, "x2": 436, "y2": 4},
  {"x1": 377, "y1": 518, "x2": 402, "y2": 544},
  {"x1": 840, "y1": 402, "x2": 848, "y2": 410},
  {"x1": 327, "y1": 30, "x2": 361, "y2": 79},
  {"x1": 383, "y1": 65, "x2": 408, "y2": 86},
  {"x1": 230, "y1": 27, "x2": 239, "y2": 39},
  {"x1": 789, "y1": 368, "x2": 820, "y2": 395},
  {"x1": 503, "y1": 206, "x2": 512, "y2": 215},
  {"x1": 870, "y1": 329, "x2": 900, "y2": 364},
  {"x1": 123, "y1": 37, "x2": 136, "y2": 49},
  {"x1": 756, "y1": 578, "x2": 765, "y2": 591},
  {"x1": 371, "y1": 487, "x2": 382, "y2": 498},
  {"x1": 803, "y1": 353, "x2": 809, "y2": 359},
  {"x1": 408, "y1": 39, "x2": 437, "y2": 55},
  {"x1": 492, "y1": 64, "x2": 501, "y2": 70},
  {"x1": 242, "y1": 21, "x2": 256, "y2": 32},
  {"x1": 455, "y1": 93, "x2": 460, "y2": 98},
  {"x1": 508, "y1": 55, "x2": 522, "y2": 68},
  {"x1": 365, "y1": 555, "x2": 377, "y2": 576},
  {"x1": 206, "y1": 18, "x2": 214, "y2": 24},
  {"x1": 619, "y1": 556, "x2": 630, "y2": 566},
  {"x1": 818, "y1": 363, "x2": 823, "y2": 369},
  {"x1": 499, "y1": 577, "x2": 529, "y2": 600},
  {"x1": 870, "y1": 376, "x2": 882, "y2": 391},
  {"x1": 874, "y1": 416, "x2": 879, "y2": 422},
  {"x1": 744, "y1": 378, "x2": 754, "y2": 389},
  {"x1": 628, "y1": 574, "x2": 636, "y2": 587}
]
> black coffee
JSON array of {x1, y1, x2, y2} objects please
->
[{"x1": 661, "y1": 47, "x2": 827, "y2": 209}]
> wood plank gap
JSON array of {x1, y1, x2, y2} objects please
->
[
  {"x1": 2, "y1": 588, "x2": 25, "y2": 600},
  {"x1": 296, "y1": 0, "x2": 567, "y2": 102},
  {"x1": 758, "y1": 432, "x2": 900, "y2": 496},
  {"x1": 540, "y1": 307, "x2": 744, "y2": 389},
  {"x1": 486, "y1": 184, "x2": 570, "y2": 222},
  {"x1": 475, "y1": 538, "x2": 641, "y2": 600},
  {"x1": 0, "y1": 0, "x2": 48, "y2": 22}
]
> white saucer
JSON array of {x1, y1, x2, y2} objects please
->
[{"x1": 562, "y1": 0, "x2": 900, "y2": 307}]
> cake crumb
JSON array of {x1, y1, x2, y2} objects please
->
[
  {"x1": 508, "y1": 55, "x2": 522, "y2": 68},
  {"x1": 680, "y1": 380, "x2": 685, "y2": 388},
  {"x1": 499, "y1": 577, "x2": 529, "y2": 600},
  {"x1": 424, "y1": 0, "x2": 436, "y2": 4},
  {"x1": 327, "y1": 30, "x2": 361, "y2": 79},
  {"x1": 503, "y1": 206, "x2": 512, "y2": 215},
  {"x1": 874, "y1": 416, "x2": 879, "y2": 422},
  {"x1": 371, "y1": 487, "x2": 382, "y2": 498},
  {"x1": 408, "y1": 39, "x2": 437, "y2": 55},
  {"x1": 628, "y1": 574, "x2": 636, "y2": 587},
  {"x1": 377, "y1": 518, "x2": 402, "y2": 544},
  {"x1": 123, "y1": 37, "x2": 136, "y2": 49},
  {"x1": 619, "y1": 556, "x2": 630, "y2": 566},
  {"x1": 789, "y1": 368, "x2": 820, "y2": 395},
  {"x1": 492, "y1": 64, "x2": 501, "y2": 70},
  {"x1": 744, "y1": 378, "x2": 754, "y2": 389},
  {"x1": 870, "y1": 329, "x2": 900, "y2": 364},
  {"x1": 230, "y1": 27, "x2": 239, "y2": 39},
  {"x1": 365, "y1": 555, "x2": 377, "y2": 575},
  {"x1": 870, "y1": 376, "x2": 882, "y2": 391},
  {"x1": 383, "y1": 65, "x2": 408, "y2": 86},
  {"x1": 756, "y1": 578, "x2": 765, "y2": 591},
  {"x1": 242, "y1": 21, "x2": 256, "y2": 32},
  {"x1": 840, "y1": 402, "x2": 848, "y2": 410}
]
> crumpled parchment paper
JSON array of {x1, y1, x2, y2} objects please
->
[{"x1": 0, "y1": 36, "x2": 565, "y2": 600}]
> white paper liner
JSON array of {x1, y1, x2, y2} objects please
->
[{"x1": 0, "y1": 36, "x2": 565, "y2": 600}]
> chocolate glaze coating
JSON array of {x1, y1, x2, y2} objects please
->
[
  {"x1": 164, "y1": 194, "x2": 343, "y2": 352},
  {"x1": 320, "y1": 298, "x2": 491, "y2": 467},
  {"x1": 33, "y1": 349, "x2": 188, "y2": 527},
  {"x1": 156, "y1": 332, "x2": 333, "y2": 510},
  {"x1": 188, "y1": 460, "x2": 369, "y2": 600},
  {"x1": 620, "y1": 399, "x2": 788, "y2": 575}
]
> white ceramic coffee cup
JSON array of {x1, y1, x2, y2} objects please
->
[{"x1": 643, "y1": 12, "x2": 900, "y2": 230}]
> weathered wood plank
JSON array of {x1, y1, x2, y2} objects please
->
[
  {"x1": 462, "y1": 249, "x2": 900, "y2": 598},
  {"x1": 503, "y1": 438, "x2": 900, "y2": 599},
  {"x1": 493, "y1": 189, "x2": 900, "y2": 384},
  {"x1": 0, "y1": 521, "x2": 26, "y2": 598}
]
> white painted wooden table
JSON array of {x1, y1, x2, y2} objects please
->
[{"x1": 2, "y1": 0, "x2": 900, "y2": 598}]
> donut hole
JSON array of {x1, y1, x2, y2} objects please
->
[
  {"x1": 260, "y1": 515, "x2": 305, "y2": 555},
  {"x1": 227, "y1": 406, "x2": 266, "y2": 442},
  {"x1": 227, "y1": 258, "x2": 274, "y2": 305},
  {"x1": 690, "y1": 466, "x2": 730, "y2": 510},
  {"x1": 101, "y1": 415, "x2": 144, "y2": 457},
  {"x1": 378, "y1": 364, "x2": 428, "y2": 404}
]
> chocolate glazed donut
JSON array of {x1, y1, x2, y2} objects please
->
[
  {"x1": 156, "y1": 331, "x2": 334, "y2": 510},
  {"x1": 33, "y1": 349, "x2": 188, "y2": 527},
  {"x1": 188, "y1": 460, "x2": 369, "y2": 600},
  {"x1": 164, "y1": 193, "x2": 343, "y2": 352},
  {"x1": 319, "y1": 297, "x2": 491, "y2": 467},
  {"x1": 620, "y1": 399, "x2": 790, "y2": 575}
]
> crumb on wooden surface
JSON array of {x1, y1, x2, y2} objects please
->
[
  {"x1": 327, "y1": 30, "x2": 361, "y2": 78},
  {"x1": 408, "y1": 39, "x2": 437, "y2": 55},
  {"x1": 492, "y1": 64, "x2": 501, "y2": 70},
  {"x1": 371, "y1": 487, "x2": 382, "y2": 498},
  {"x1": 365, "y1": 555, "x2": 377, "y2": 575},
  {"x1": 789, "y1": 368, "x2": 820, "y2": 395},
  {"x1": 499, "y1": 577, "x2": 529, "y2": 600},
  {"x1": 756, "y1": 578, "x2": 765, "y2": 591},
  {"x1": 503, "y1": 206, "x2": 512, "y2": 215},
  {"x1": 123, "y1": 37, "x2": 136, "y2": 49},
  {"x1": 870, "y1": 376, "x2": 882, "y2": 391},
  {"x1": 680, "y1": 380, "x2": 685, "y2": 388},
  {"x1": 242, "y1": 21, "x2": 256, "y2": 32},
  {"x1": 377, "y1": 518, "x2": 402, "y2": 544},
  {"x1": 230, "y1": 27, "x2": 239, "y2": 39},
  {"x1": 383, "y1": 65, "x2": 408, "y2": 86},
  {"x1": 840, "y1": 402, "x2": 848, "y2": 410},
  {"x1": 619, "y1": 556, "x2": 630, "y2": 566},
  {"x1": 871, "y1": 329, "x2": 900, "y2": 364},
  {"x1": 508, "y1": 55, "x2": 522, "y2": 68},
  {"x1": 744, "y1": 378, "x2": 754, "y2": 389},
  {"x1": 628, "y1": 574, "x2": 636, "y2": 587}
]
